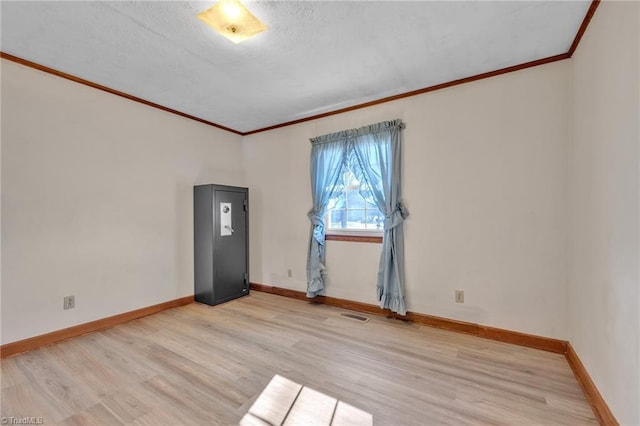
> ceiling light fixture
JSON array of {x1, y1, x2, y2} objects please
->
[{"x1": 197, "y1": 0, "x2": 267, "y2": 44}]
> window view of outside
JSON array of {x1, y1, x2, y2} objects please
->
[{"x1": 326, "y1": 169, "x2": 384, "y2": 231}]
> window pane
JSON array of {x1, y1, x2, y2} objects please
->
[
  {"x1": 346, "y1": 210, "x2": 367, "y2": 229},
  {"x1": 360, "y1": 189, "x2": 378, "y2": 207},
  {"x1": 327, "y1": 191, "x2": 346, "y2": 210},
  {"x1": 328, "y1": 210, "x2": 347, "y2": 229},
  {"x1": 365, "y1": 198, "x2": 378, "y2": 208},
  {"x1": 325, "y1": 164, "x2": 384, "y2": 233},
  {"x1": 366, "y1": 210, "x2": 385, "y2": 230},
  {"x1": 346, "y1": 190, "x2": 366, "y2": 209}
]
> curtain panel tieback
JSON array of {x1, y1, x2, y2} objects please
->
[
  {"x1": 307, "y1": 210, "x2": 326, "y2": 244},
  {"x1": 383, "y1": 202, "x2": 409, "y2": 230}
]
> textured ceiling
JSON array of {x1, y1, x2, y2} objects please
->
[{"x1": 1, "y1": 1, "x2": 591, "y2": 133}]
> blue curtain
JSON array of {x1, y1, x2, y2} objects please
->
[
  {"x1": 350, "y1": 120, "x2": 408, "y2": 315},
  {"x1": 306, "y1": 120, "x2": 408, "y2": 315},
  {"x1": 306, "y1": 137, "x2": 347, "y2": 297}
]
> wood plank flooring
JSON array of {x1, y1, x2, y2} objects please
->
[{"x1": 1, "y1": 292, "x2": 597, "y2": 425}]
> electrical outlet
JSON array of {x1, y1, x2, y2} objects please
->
[
  {"x1": 64, "y1": 295, "x2": 75, "y2": 310},
  {"x1": 287, "y1": 269, "x2": 293, "y2": 278},
  {"x1": 455, "y1": 290, "x2": 464, "y2": 303}
]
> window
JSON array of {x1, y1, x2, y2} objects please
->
[
  {"x1": 307, "y1": 119, "x2": 407, "y2": 313},
  {"x1": 326, "y1": 168, "x2": 384, "y2": 233}
]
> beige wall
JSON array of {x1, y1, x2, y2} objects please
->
[
  {"x1": 244, "y1": 60, "x2": 571, "y2": 339},
  {"x1": 0, "y1": 60, "x2": 244, "y2": 344},
  {"x1": 568, "y1": 1, "x2": 640, "y2": 424}
]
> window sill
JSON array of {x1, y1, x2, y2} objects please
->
[{"x1": 325, "y1": 234, "x2": 383, "y2": 243}]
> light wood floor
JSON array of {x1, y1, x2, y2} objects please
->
[{"x1": 1, "y1": 292, "x2": 597, "y2": 425}]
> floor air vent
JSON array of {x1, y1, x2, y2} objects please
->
[{"x1": 340, "y1": 312, "x2": 370, "y2": 323}]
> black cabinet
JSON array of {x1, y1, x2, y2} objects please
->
[{"x1": 194, "y1": 184, "x2": 249, "y2": 305}]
